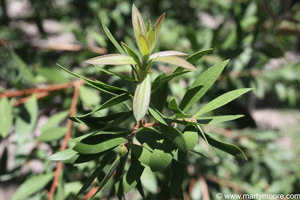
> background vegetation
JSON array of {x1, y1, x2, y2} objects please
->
[{"x1": 0, "y1": 0, "x2": 300, "y2": 199}]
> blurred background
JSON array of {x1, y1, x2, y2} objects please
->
[{"x1": 0, "y1": 0, "x2": 300, "y2": 199}]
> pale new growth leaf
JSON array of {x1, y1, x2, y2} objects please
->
[{"x1": 85, "y1": 54, "x2": 137, "y2": 65}]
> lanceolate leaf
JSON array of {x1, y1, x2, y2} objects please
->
[
  {"x1": 149, "y1": 146, "x2": 172, "y2": 172},
  {"x1": 152, "y1": 13, "x2": 165, "y2": 51},
  {"x1": 159, "y1": 123, "x2": 187, "y2": 152},
  {"x1": 148, "y1": 107, "x2": 167, "y2": 125},
  {"x1": 147, "y1": 26, "x2": 156, "y2": 52},
  {"x1": 132, "y1": 4, "x2": 146, "y2": 54},
  {"x1": 131, "y1": 144, "x2": 152, "y2": 166},
  {"x1": 57, "y1": 64, "x2": 126, "y2": 95},
  {"x1": 0, "y1": 97, "x2": 13, "y2": 138},
  {"x1": 135, "y1": 127, "x2": 163, "y2": 150},
  {"x1": 200, "y1": 131, "x2": 247, "y2": 160},
  {"x1": 152, "y1": 70, "x2": 190, "y2": 91},
  {"x1": 133, "y1": 73, "x2": 151, "y2": 122},
  {"x1": 169, "y1": 98, "x2": 189, "y2": 118},
  {"x1": 48, "y1": 149, "x2": 77, "y2": 161},
  {"x1": 197, "y1": 115, "x2": 245, "y2": 124},
  {"x1": 37, "y1": 127, "x2": 67, "y2": 142},
  {"x1": 92, "y1": 156, "x2": 121, "y2": 198},
  {"x1": 85, "y1": 54, "x2": 137, "y2": 66},
  {"x1": 73, "y1": 133, "x2": 127, "y2": 154},
  {"x1": 121, "y1": 42, "x2": 141, "y2": 66},
  {"x1": 139, "y1": 34, "x2": 150, "y2": 56},
  {"x1": 78, "y1": 154, "x2": 116, "y2": 195},
  {"x1": 95, "y1": 65, "x2": 137, "y2": 83},
  {"x1": 170, "y1": 160, "x2": 186, "y2": 197},
  {"x1": 151, "y1": 56, "x2": 196, "y2": 71},
  {"x1": 65, "y1": 148, "x2": 116, "y2": 164},
  {"x1": 12, "y1": 173, "x2": 54, "y2": 200},
  {"x1": 182, "y1": 126, "x2": 199, "y2": 151},
  {"x1": 124, "y1": 153, "x2": 145, "y2": 193},
  {"x1": 80, "y1": 92, "x2": 131, "y2": 117},
  {"x1": 151, "y1": 80, "x2": 168, "y2": 112},
  {"x1": 102, "y1": 21, "x2": 126, "y2": 55},
  {"x1": 186, "y1": 49, "x2": 212, "y2": 64},
  {"x1": 180, "y1": 60, "x2": 229, "y2": 111},
  {"x1": 194, "y1": 88, "x2": 253, "y2": 117},
  {"x1": 149, "y1": 51, "x2": 188, "y2": 60}
]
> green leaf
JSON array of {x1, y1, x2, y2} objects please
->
[
  {"x1": 85, "y1": 54, "x2": 137, "y2": 66},
  {"x1": 81, "y1": 92, "x2": 131, "y2": 117},
  {"x1": 151, "y1": 13, "x2": 165, "y2": 51},
  {"x1": 79, "y1": 86, "x2": 101, "y2": 108},
  {"x1": 151, "y1": 81, "x2": 168, "y2": 112},
  {"x1": 135, "y1": 127, "x2": 163, "y2": 150},
  {"x1": 121, "y1": 42, "x2": 142, "y2": 66},
  {"x1": 12, "y1": 173, "x2": 54, "y2": 200},
  {"x1": 73, "y1": 133, "x2": 127, "y2": 154},
  {"x1": 148, "y1": 107, "x2": 167, "y2": 125},
  {"x1": 147, "y1": 26, "x2": 156, "y2": 52},
  {"x1": 38, "y1": 127, "x2": 67, "y2": 142},
  {"x1": 140, "y1": 166, "x2": 158, "y2": 194},
  {"x1": 149, "y1": 145, "x2": 173, "y2": 172},
  {"x1": 182, "y1": 126, "x2": 199, "y2": 151},
  {"x1": 57, "y1": 64, "x2": 126, "y2": 95},
  {"x1": 96, "y1": 65, "x2": 137, "y2": 83},
  {"x1": 169, "y1": 98, "x2": 189, "y2": 118},
  {"x1": 48, "y1": 149, "x2": 77, "y2": 161},
  {"x1": 15, "y1": 96, "x2": 38, "y2": 143},
  {"x1": 197, "y1": 115, "x2": 244, "y2": 124},
  {"x1": 180, "y1": 60, "x2": 229, "y2": 111},
  {"x1": 151, "y1": 69, "x2": 190, "y2": 91},
  {"x1": 186, "y1": 49, "x2": 212, "y2": 64},
  {"x1": 123, "y1": 152, "x2": 145, "y2": 193},
  {"x1": 40, "y1": 111, "x2": 69, "y2": 132},
  {"x1": 200, "y1": 131, "x2": 247, "y2": 160},
  {"x1": 10, "y1": 50, "x2": 36, "y2": 85},
  {"x1": 131, "y1": 144, "x2": 152, "y2": 166},
  {"x1": 133, "y1": 73, "x2": 151, "y2": 122},
  {"x1": 170, "y1": 160, "x2": 186, "y2": 197},
  {"x1": 146, "y1": 20, "x2": 151, "y2": 33},
  {"x1": 149, "y1": 51, "x2": 188, "y2": 60},
  {"x1": 78, "y1": 154, "x2": 116, "y2": 195},
  {"x1": 0, "y1": 98, "x2": 13, "y2": 138},
  {"x1": 194, "y1": 88, "x2": 253, "y2": 117},
  {"x1": 151, "y1": 56, "x2": 196, "y2": 71},
  {"x1": 159, "y1": 123, "x2": 187, "y2": 152},
  {"x1": 65, "y1": 148, "x2": 116, "y2": 164},
  {"x1": 92, "y1": 156, "x2": 121, "y2": 198},
  {"x1": 139, "y1": 34, "x2": 150, "y2": 56},
  {"x1": 102, "y1": 21, "x2": 126, "y2": 54},
  {"x1": 132, "y1": 4, "x2": 146, "y2": 54},
  {"x1": 70, "y1": 111, "x2": 129, "y2": 129},
  {"x1": 101, "y1": 111, "x2": 133, "y2": 131}
]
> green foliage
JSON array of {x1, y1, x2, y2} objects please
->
[
  {"x1": 1, "y1": 1, "x2": 300, "y2": 199},
  {"x1": 51, "y1": 5, "x2": 252, "y2": 198}
]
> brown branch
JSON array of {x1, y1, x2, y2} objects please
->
[
  {"x1": 200, "y1": 175, "x2": 210, "y2": 200},
  {"x1": 41, "y1": 44, "x2": 107, "y2": 55},
  {"x1": 84, "y1": 186, "x2": 100, "y2": 200},
  {"x1": 47, "y1": 80, "x2": 82, "y2": 200},
  {"x1": 0, "y1": 81, "x2": 75, "y2": 98},
  {"x1": 13, "y1": 92, "x2": 49, "y2": 106},
  {"x1": 203, "y1": 174, "x2": 245, "y2": 193}
]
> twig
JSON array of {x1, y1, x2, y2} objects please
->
[
  {"x1": 13, "y1": 92, "x2": 49, "y2": 106},
  {"x1": 203, "y1": 174, "x2": 244, "y2": 193},
  {"x1": 0, "y1": 81, "x2": 75, "y2": 98},
  {"x1": 199, "y1": 175, "x2": 210, "y2": 200},
  {"x1": 84, "y1": 186, "x2": 100, "y2": 200},
  {"x1": 40, "y1": 44, "x2": 107, "y2": 55},
  {"x1": 47, "y1": 80, "x2": 82, "y2": 200}
]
